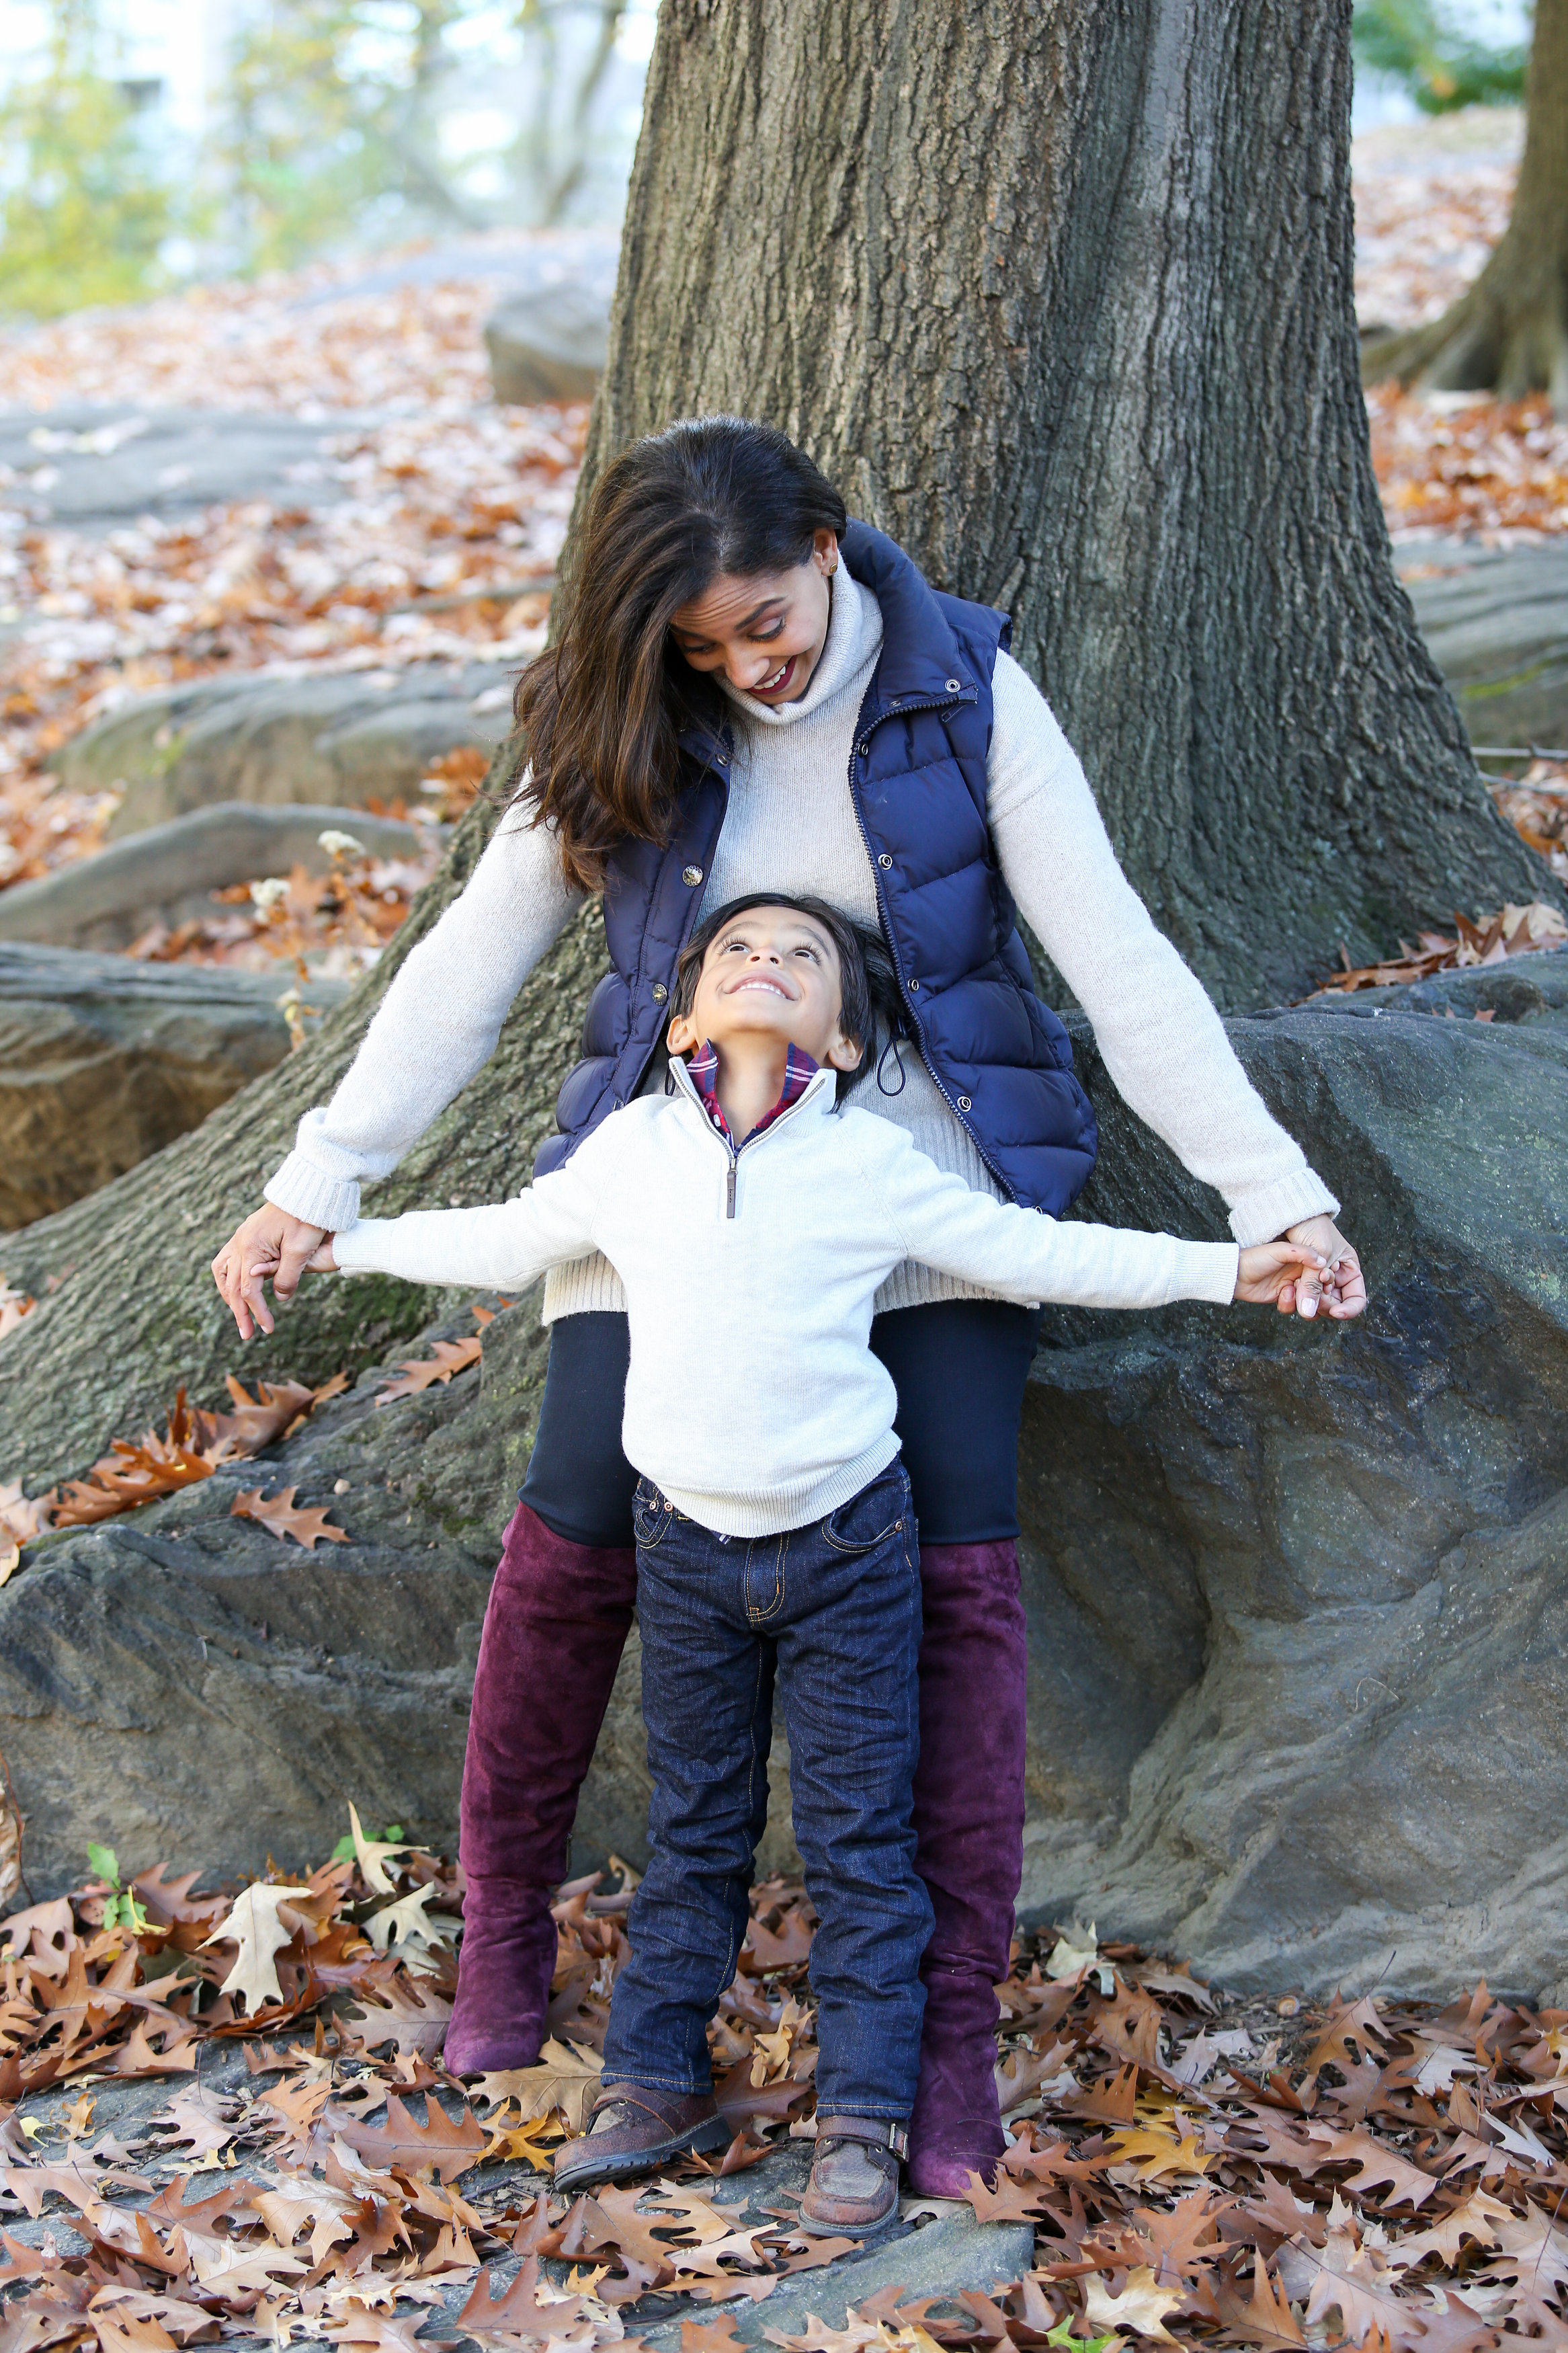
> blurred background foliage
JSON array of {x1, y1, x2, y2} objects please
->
[
  {"x1": 0, "y1": 0, "x2": 648, "y2": 317},
  {"x1": 1353, "y1": 0, "x2": 1530, "y2": 112}
]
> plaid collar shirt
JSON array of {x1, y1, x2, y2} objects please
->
[{"x1": 686, "y1": 1041, "x2": 819, "y2": 1152}]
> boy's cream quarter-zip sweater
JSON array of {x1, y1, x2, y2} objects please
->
[{"x1": 331, "y1": 1064, "x2": 1241, "y2": 1540}]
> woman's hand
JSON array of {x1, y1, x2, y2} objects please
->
[
  {"x1": 1281, "y1": 1213, "x2": 1366, "y2": 1320},
  {"x1": 1235, "y1": 1240, "x2": 1335, "y2": 1312},
  {"x1": 212, "y1": 1205, "x2": 328, "y2": 1341}
]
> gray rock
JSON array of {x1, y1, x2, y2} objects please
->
[
  {"x1": 1016, "y1": 952, "x2": 1568, "y2": 1997},
  {"x1": 1403, "y1": 536, "x2": 1568, "y2": 752},
  {"x1": 2, "y1": 955, "x2": 1566, "y2": 2001},
  {"x1": 56, "y1": 666, "x2": 512, "y2": 838},
  {"x1": 0, "y1": 802, "x2": 427, "y2": 951},
  {"x1": 484, "y1": 283, "x2": 609, "y2": 406},
  {"x1": 0, "y1": 945, "x2": 346, "y2": 1228},
  {"x1": 0, "y1": 405, "x2": 380, "y2": 531}
]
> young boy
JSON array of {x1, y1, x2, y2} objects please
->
[{"x1": 309, "y1": 893, "x2": 1329, "y2": 2237}]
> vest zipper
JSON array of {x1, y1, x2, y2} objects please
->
[
  {"x1": 848, "y1": 695, "x2": 1018, "y2": 1203},
  {"x1": 726, "y1": 1156, "x2": 737, "y2": 1219}
]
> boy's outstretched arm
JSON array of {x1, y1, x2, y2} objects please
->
[
  {"x1": 310, "y1": 1156, "x2": 603, "y2": 1293},
  {"x1": 850, "y1": 1121, "x2": 1339, "y2": 1314}
]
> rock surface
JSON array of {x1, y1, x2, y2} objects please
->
[
  {"x1": 0, "y1": 405, "x2": 378, "y2": 530},
  {"x1": 1019, "y1": 952, "x2": 1568, "y2": 1997},
  {"x1": 1, "y1": 822, "x2": 1563, "y2": 1995},
  {"x1": 1402, "y1": 536, "x2": 1568, "y2": 752},
  {"x1": 60, "y1": 666, "x2": 515, "y2": 838},
  {"x1": 0, "y1": 802, "x2": 425, "y2": 951},
  {"x1": 0, "y1": 945, "x2": 347, "y2": 1228},
  {"x1": 484, "y1": 282, "x2": 610, "y2": 405}
]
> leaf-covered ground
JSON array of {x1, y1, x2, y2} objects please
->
[{"x1": 1, "y1": 1832, "x2": 1565, "y2": 2350}]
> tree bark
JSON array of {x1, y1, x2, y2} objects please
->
[
  {"x1": 581, "y1": 0, "x2": 1548, "y2": 1012},
  {"x1": 1362, "y1": 0, "x2": 1568, "y2": 407}
]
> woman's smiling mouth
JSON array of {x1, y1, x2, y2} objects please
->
[{"x1": 749, "y1": 655, "x2": 796, "y2": 697}]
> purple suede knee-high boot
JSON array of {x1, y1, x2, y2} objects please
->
[
  {"x1": 906, "y1": 1539, "x2": 1027, "y2": 2196},
  {"x1": 444, "y1": 1502, "x2": 638, "y2": 2075}
]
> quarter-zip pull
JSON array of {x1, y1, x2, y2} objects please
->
[{"x1": 726, "y1": 1157, "x2": 737, "y2": 1219}]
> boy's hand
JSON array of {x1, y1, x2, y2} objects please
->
[
  {"x1": 212, "y1": 1205, "x2": 327, "y2": 1341},
  {"x1": 306, "y1": 1236, "x2": 338, "y2": 1272},
  {"x1": 1234, "y1": 1240, "x2": 1347, "y2": 1316},
  {"x1": 1282, "y1": 1213, "x2": 1366, "y2": 1321}
]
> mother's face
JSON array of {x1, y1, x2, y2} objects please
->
[{"x1": 669, "y1": 527, "x2": 839, "y2": 707}]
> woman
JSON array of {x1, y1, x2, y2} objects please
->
[{"x1": 214, "y1": 417, "x2": 1363, "y2": 2194}]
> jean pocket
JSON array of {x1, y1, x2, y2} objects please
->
[
  {"x1": 823, "y1": 1468, "x2": 911, "y2": 1556},
  {"x1": 632, "y1": 1485, "x2": 673, "y2": 1550}
]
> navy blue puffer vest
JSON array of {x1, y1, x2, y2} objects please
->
[{"x1": 535, "y1": 520, "x2": 1098, "y2": 1212}]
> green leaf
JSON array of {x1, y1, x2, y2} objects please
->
[
  {"x1": 1044, "y1": 2325, "x2": 1116, "y2": 2353},
  {"x1": 330, "y1": 1834, "x2": 358, "y2": 1863},
  {"x1": 382, "y1": 1827, "x2": 404, "y2": 1842},
  {"x1": 87, "y1": 1841, "x2": 120, "y2": 1888}
]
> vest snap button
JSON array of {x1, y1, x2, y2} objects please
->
[
  {"x1": 907, "y1": 978, "x2": 920, "y2": 993},
  {"x1": 651, "y1": 983, "x2": 668, "y2": 1002},
  {"x1": 878, "y1": 853, "x2": 893, "y2": 870},
  {"x1": 857, "y1": 738, "x2": 870, "y2": 756},
  {"x1": 957, "y1": 1094, "x2": 972, "y2": 1111},
  {"x1": 944, "y1": 677, "x2": 961, "y2": 691},
  {"x1": 683, "y1": 865, "x2": 703, "y2": 885}
]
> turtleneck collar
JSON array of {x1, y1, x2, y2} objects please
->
[{"x1": 715, "y1": 569, "x2": 884, "y2": 731}]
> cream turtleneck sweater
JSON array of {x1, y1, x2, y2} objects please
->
[{"x1": 266, "y1": 573, "x2": 1337, "y2": 1318}]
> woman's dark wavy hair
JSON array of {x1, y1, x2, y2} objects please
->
[{"x1": 511, "y1": 417, "x2": 848, "y2": 891}]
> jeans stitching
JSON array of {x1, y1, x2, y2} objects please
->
[{"x1": 745, "y1": 1533, "x2": 785, "y2": 1625}]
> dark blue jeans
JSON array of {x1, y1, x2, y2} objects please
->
[{"x1": 602, "y1": 1459, "x2": 934, "y2": 2121}]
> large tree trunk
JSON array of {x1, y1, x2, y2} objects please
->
[
  {"x1": 1363, "y1": 0, "x2": 1568, "y2": 407},
  {"x1": 583, "y1": 0, "x2": 1548, "y2": 1012}
]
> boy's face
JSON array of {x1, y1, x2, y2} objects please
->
[{"x1": 666, "y1": 905, "x2": 862, "y2": 1074}]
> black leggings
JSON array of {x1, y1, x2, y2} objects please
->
[{"x1": 520, "y1": 1299, "x2": 1042, "y2": 1550}]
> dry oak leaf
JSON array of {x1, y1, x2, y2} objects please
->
[
  {"x1": 1314, "y1": 2124, "x2": 1440, "y2": 2211},
  {"x1": 451, "y1": 2256, "x2": 583, "y2": 2340},
  {"x1": 329, "y1": 2091, "x2": 485, "y2": 2184},
  {"x1": 347, "y1": 1800, "x2": 421, "y2": 1895},
  {"x1": 1104, "y1": 2124, "x2": 1212, "y2": 2182},
  {"x1": 340, "y1": 1969, "x2": 452, "y2": 2059},
  {"x1": 473, "y1": 2036, "x2": 604, "y2": 2135},
  {"x1": 201, "y1": 1883, "x2": 315, "y2": 2013},
  {"x1": 375, "y1": 1337, "x2": 482, "y2": 1404},
  {"x1": 964, "y1": 2171, "x2": 1061, "y2": 2225},
  {"x1": 1299, "y1": 2223, "x2": 1421, "y2": 2347},
  {"x1": 364, "y1": 1882, "x2": 462, "y2": 1968},
  {"x1": 1380, "y1": 2188, "x2": 1513, "y2": 2270},
  {"x1": 1080, "y1": 2264, "x2": 1185, "y2": 2344},
  {"x1": 1205, "y1": 2254, "x2": 1307, "y2": 2350},
  {"x1": 1471, "y1": 2206, "x2": 1568, "y2": 2335},
  {"x1": 1124, "y1": 2188, "x2": 1229, "y2": 2284},
  {"x1": 231, "y1": 1485, "x2": 348, "y2": 1549}
]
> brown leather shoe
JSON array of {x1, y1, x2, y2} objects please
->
[
  {"x1": 553, "y1": 2083, "x2": 730, "y2": 2192},
  {"x1": 798, "y1": 2114, "x2": 907, "y2": 2237}
]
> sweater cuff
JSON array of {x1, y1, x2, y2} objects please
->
[
  {"x1": 264, "y1": 1151, "x2": 364, "y2": 1235},
  {"x1": 329, "y1": 1219, "x2": 388, "y2": 1273},
  {"x1": 1170, "y1": 1239, "x2": 1241, "y2": 1305},
  {"x1": 1226, "y1": 1170, "x2": 1340, "y2": 1250}
]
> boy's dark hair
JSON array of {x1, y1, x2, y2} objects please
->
[{"x1": 673, "y1": 893, "x2": 903, "y2": 1094}]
